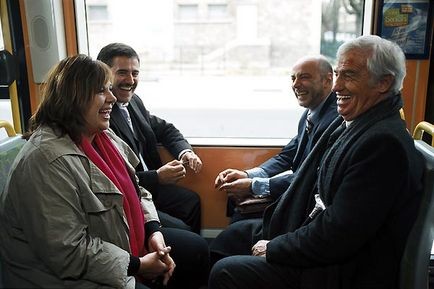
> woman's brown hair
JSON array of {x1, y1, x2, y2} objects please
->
[{"x1": 25, "y1": 54, "x2": 112, "y2": 143}]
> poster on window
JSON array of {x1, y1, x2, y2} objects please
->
[{"x1": 378, "y1": 0, "x2": 432, "y2": 59}]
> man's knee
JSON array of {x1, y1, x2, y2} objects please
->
[
  {"x1": 158, "y1": 210, "x2": 192, "y2": 231},
  {"x1": 210, "y1": 219, "x2": 261, "y2": 256},
  {"x1": 209, "y1": 257, "x2": 239, "y2": 289},
  {"x1": 210, "y1": 256, "x2": 266, "y2": 289},
  {"x1": 182, "y1": 187, "x2": 201, "y2": 206}
]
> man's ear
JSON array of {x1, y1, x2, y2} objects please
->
[
  {"x1": 377, "y1": 74, "x2": 394, "y2": 94},
  {"x1": 323, "y1": 72, "x2": 333, "y2": 88}
]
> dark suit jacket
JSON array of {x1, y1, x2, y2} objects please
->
[
  {"x1": 261, "y1": 94, "x2": 423, "y2": 289},
  {"x1": 110, "y1": 94, "x2": 192, "y2": 196},
  {"x1": 259, "y1": 92, "x2": 338, "y2": 199}
]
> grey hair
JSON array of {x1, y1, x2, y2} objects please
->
[{"x1": 336, "y1": 35, "x2": 406, "y2": 94}]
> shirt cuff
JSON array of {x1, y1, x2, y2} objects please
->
[
  {"x1": 245, "y1": 167, "x2": 268, "y2": 178},
  {"x1": 128, "y1": 255, "x2": 140, "y2": 276},
  {"x1": 144, "y1": 220, "x2": 161, "y2": 250},
  {"x1": 178, "y1": 149, "x2": 193, "y2": 160},
  {"x1": 251, "y1": 177, "x2": 270, "y2": 197}
]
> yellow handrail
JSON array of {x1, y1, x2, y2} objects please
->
[
  {"x1": 413, "y1": 121, "x2": 434, "y2": 146},
  {"x1": 0, "y1": 120, "x2": 17, "y2": 137},
  {"x1": 399, "y1": 108, "x2": 405, "y2": 120}
]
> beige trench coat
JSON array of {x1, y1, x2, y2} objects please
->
[{"x1": 0, "y1": 125, "x2": 159, "y2": 288}]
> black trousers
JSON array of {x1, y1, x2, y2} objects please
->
[
  {"x1": 209, "y1": 219, "x2": 300, "y2": 289},
  {"x1": 208, "y1": 220, "x2": 331, "y2": 289},
  {"x1": 209, "y1": 255, "x2": 302, "y2": 289},
  {"x1": 137, "y1": 227, "x2": 210, "y2": 289},
  {"x1": 155, "y1": 184, "x2": 201, "y2": 234}
]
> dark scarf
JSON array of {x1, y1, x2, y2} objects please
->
[
  {"x1": 79, "y1": 132, "x2": 145, "y2": 256},
  {"x1": 318, "y1": 94, "x2": 403, "y2": 204},
  {"x1": 262, "y1": 94, "x2": 403, "y2": 239}
]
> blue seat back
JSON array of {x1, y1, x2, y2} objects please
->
[
  {"x1": 400, "y1": 139, "x2": 434, "y2": 289},
  {"x1": 0, "y1": 122, "x2": 26, "y2": 289},
  {"x1": 0, "y1": 135, "x2": 26, "y2": 193}
]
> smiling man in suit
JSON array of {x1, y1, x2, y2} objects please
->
[
  {"x1": 209, "y1": 35, "x2": 423, "y2": 289},
  {"x1": 97, "y1": 43, "x2": 202, "y2": 234},
  {"x1": 214, "y1": 55, "x2": 338, "y2": 222}
]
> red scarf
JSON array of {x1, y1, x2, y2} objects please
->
[{"x1": 79, "y1": 132, "x2": 145, "y2": 256}]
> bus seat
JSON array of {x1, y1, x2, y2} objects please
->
[
  {"x1": 399, "y1": 138, "x2": 434, "y2": 289},
  {"x1": 413, "y1": 121, "x2": 434, "y2": 146},
  {"x1": 0, "y1": 121, "x2": 26, "y2": 288},
  {"x1": 0, "y1": 121, "x2": 25, "y2": 194}
]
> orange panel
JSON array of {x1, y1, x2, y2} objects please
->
[
  {"x1": 62, "y1": 0, "x2": 78, "y2": 56},
  {"x1": 158, "y1": 146, "x2": 281, "y2": 229},
  {"x1": 402, "y1": 61, "x2": 416, "y2": 126},
  {"x1": 413, "y1": 61, "x2": 430, "y2": 130},
  {"x1": 402, "y1": 59, "x2": 430, "y2": 132}
]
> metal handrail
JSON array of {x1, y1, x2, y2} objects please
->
[
  {"x1": 0, "y1": 120, "x2": 17, "y2": 137},
  {"x1": 413, "y1": 121, "x2": 434, "y2": 146}
]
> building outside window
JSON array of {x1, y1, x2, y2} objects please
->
[
  {"x1": 84, "y1": 0, "x2": 365, "y2": 144},
  {"x1": 208, "y1": 4, "x2": 228, "y2": 19}
]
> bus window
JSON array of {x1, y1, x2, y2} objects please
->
[
  {"x1": 0, "y1": 11, "x2": 14, "y2": 140},
  {"x1": 0, "y1": 17, "x2": 3, "y2": 50},
  {"x1": 82, "y1": 0, "x2": 365, "y2": 145}
]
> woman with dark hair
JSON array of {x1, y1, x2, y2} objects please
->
[{"x1": 0, "y1": 55, "x2": 209, "y2": 289}]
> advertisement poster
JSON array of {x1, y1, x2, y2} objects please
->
[{"x1": 379, "y1": 0, "x2": 431, "y2": 58}]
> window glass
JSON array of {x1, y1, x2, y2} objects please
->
[
  {"x1": 87, "y1": 5, "x2": 109, "y2": 21},
  {"x1": 85, "y1": 0, "x2": 365, "y2": 143},
  {"x1": 0, "y1": 17, "x2": 3, "y2": 50},
  {"x1": 208, "y1": 4, "x2": 228, "y2": 19},
  {"x1": 0, "y1": 15, "x2": 14, "y2": 139},
  {"x1": 177, "y1": 4, "x2": 198, "y2": 20},
  {"x1": 321, "y1": 0, "x2": 364, "y2": 64},
  {"x1": 0, "y1": 98, "x2": 13, "y2": 139}
]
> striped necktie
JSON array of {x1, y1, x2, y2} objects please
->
[
  {"x1": 119, "y1": 105, "x2": 134, "y2": 133},
  {"x1": 305, "y1": 112, "x2": 313, "y2": 134},
  {"x1": 118, "y1": 104, "x2": 149, "y2": 170}
]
